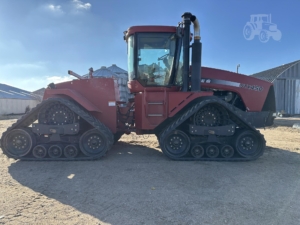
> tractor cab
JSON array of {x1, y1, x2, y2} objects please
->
[
  {"x1": 124, "y1": 26, "x2": 184, "y2": 93},
  {"x1": 124, "y1": 13, "x2": 202, "y2": 94},
  {"x1": 121, "y1": 14, "x2": 205, "y2": 132}
]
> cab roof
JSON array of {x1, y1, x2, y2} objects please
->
[{"x1": 124, "y1": 26, "x2": 176, "y2": 41}]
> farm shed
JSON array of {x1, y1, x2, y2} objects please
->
[
  {"x1": 32, "y1": 88, "x2": 45, "y2": 101},
  {"x1": 0, "y1": 83, "x2": 40, "y2": 116},
  {"x1": 251, "y1": 60, "x2": 300, "y2": 115}
]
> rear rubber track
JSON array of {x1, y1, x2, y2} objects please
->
[{"x1": 0, "y1": 98, "x2": 114, "y2": 161}]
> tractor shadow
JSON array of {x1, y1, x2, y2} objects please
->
[{"x1": 8, "y1": 143, "x2": 300, "y2": 224}]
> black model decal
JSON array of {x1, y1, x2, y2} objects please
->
[
  {"x1": 201, "y1": 79, "x2": 240, "y2": 87},
  {"x1": 239, "y1": 83, "x2": 264, "y2": 92},
  {"x1": 201, "y1": 78, "x2": 263, "y2": 92}
]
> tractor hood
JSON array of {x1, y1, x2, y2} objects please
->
[{"x1": 200, "y1": 67, "x2": 273, "y2": 112}]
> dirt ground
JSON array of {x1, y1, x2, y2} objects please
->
[{"x1": 0, "y1": 118, "x2": 300, "y2": 225}]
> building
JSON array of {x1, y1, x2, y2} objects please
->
[
  {"x1": 251, "y1": 60, "x2": 300, "y2": 115},
  {"x1": 0, "y1": 83, "x2": 41, "y2": 116},
  {"x1": 32, "y1": 88, "x2": 45, "y2": 101}
]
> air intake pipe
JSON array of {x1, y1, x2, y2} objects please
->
[
  {"x1": 181, "y1": 12, "x2": 202, "y2": 92},
  {"x1": 190, "y1": 15, "x2": 201, "y2": 92}
]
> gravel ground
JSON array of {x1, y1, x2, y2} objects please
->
[{"x1": 0, "y1": 118, "x2": 300, "y2": 225}]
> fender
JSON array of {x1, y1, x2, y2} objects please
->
[{"x1": 44, "y1": 88, "x2": 101, "y2": 113}]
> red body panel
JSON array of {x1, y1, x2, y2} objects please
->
[
  {"x1": 43, "y1": 78, "x2": 120, "y2": 133},
  {"x1": 167, "y1": 92, "x2": 213, "y2": 117},
  {"x1": 129, "y1": 67, "x2": 273, "y2": 132},
  {"x1": 134, "y1": 87, "x2": 213, "y2": 132},
  {"x1": 201, "y1": 67, "x2": 272, "y2": 111},
  {"x1": 42, "y1": 66, "x2": 273, "y2": 134},
  {"x1": 128, "y1": 79, "x2": 181, "y2": 93},
  {"x1": 129, "y1": 67, "x2": 272, "y2": 113},
  {"x1": 44, "y1": 89, "x2": 100, "y2": 112}
]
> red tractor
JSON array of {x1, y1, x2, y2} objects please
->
[{"x1": 1, "y1": 13, "x2": 276, "y2": 161}]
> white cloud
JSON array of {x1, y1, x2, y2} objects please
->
[
  {"x1": 46, "y1": 75, "x2": 73, "y2": 83},
  {"x1": 72, "y1": 0, "x2": 91, "y2": 10},
  {"x1": 43, "y1": 4, "x2": 64, "y2": 15},
  {"x1": 40, "y1": 1, "x2": 91, "y2": 16},
  {"x1": 47, "y1": 4, "x2": 63, "y2": 12},
  {"x1": 0, "y1": 61, "x2": 73, "y2": 91}
]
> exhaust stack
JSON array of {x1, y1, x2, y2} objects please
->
[
  {"x1": 190, "y1": 15, "x2": 201, "y2": 92},
  {"x1": 181, "y1": 12, "x2": 202, "y2": 92}
]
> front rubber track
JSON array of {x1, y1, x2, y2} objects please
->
[{"x1": 158, "y1": 97, "x2": 266, "y2": 162}]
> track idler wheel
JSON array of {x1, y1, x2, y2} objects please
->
[
  {"x1": 33, "y1": 145, "x2": 47, "y2": 158},
  {"x1": 234, "y1": 130, "x2": 264, "y2": 158},
  {"x1": 190, "y1": 145, "x2": 205, "y2": 158},
  {"x1": 64, "y1": 145, "x2": 79, "y2": 158},
  {"x1": 2, "y1": 128, "x2": 35, "y2": 158},
  {"x1": 79, "y1": 128, "x2": 110, "y2": 157},
  {"x1": 48, "y1": 145, "x2": 63, "y2": 158},
  {"x1": 220, "y1": 145, "x2": 234, "y2": 158},
  {"x1": 162, "y1": 130, "x2": 191, "y2": 159},
  {"x1": 206, "y1": 145, "x2": 219, "y2": 158}
]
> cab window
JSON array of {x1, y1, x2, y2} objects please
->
[{"x1": 137, "y1": 33, "x2": 176, "y2": 86}]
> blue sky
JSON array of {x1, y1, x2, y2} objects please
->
[{"x1": 0, "y1": 0, "x2": 299, "y2": 91}]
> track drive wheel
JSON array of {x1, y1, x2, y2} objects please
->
[
  {"x1": 193, "y1": 105, "x2": 227, "y2": 127},
  {"x1": 161, "y1": 130, "x2": 191, "y2": 159},
  {"x1": 38, "y1": 102, "x2": 75, "y2": 125},
  {"x1": 79, "y1": 128, "x2": 111, "y2": 157},
  {"x1": 2, "y1": 128, "x2": 35, "y2": 158},
  {"x1": 234, "y1": 130, "x2": 264, "y2": 158}
]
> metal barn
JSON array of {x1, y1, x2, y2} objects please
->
[
  {"x1": 0, "y1": 83, "x2": 40, "y2": 116},
  {"x1": 251, "y1": 60, "x2": 300, "y2": 115}
]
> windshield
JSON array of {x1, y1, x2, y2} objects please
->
[{"x1": 137, "y1": 33, "x2": 176, "y2": 86}]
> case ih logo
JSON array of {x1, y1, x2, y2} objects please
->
[
  {"x1": 243, "y1": 14, "x2": 282, "y2": 43},
  {"x1": 239, "y1": 83, "x2": 263, "y2": 92}
]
